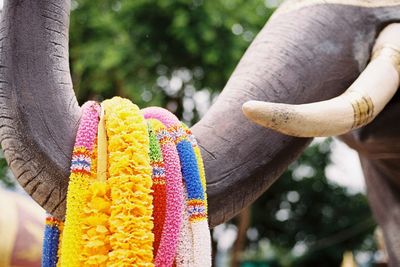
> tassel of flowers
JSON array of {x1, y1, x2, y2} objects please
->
[
  {"x1": 147, "y1": 120, "x2": 167, "y2": 257},
  {"x1": 103, "y1": 97, "x2": 154, "y2": 266},
  {"x1": 58, "y1": 101, "x2": 101, "y2": 267}
]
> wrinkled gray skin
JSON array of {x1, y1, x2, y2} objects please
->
[{"x1": 1, "y1": 0, "x2": 400, "y2": 265}]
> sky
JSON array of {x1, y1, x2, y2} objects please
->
[{"x1": 326, "y1": 138, "x2": 365, "y2": 193}]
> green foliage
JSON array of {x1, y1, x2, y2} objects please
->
[
  {"x1": 0, "y1": 149, "x2": 15, "y2": 189},
  {"x1": 70, "y1": 0, "x2": 274, "y2": 122},
  {"x1": 248, "y1": 139, "x2": 375, "y2": 266}
]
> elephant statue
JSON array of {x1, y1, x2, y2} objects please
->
[{"x1": 1, "y1": 0, "x2": 400, "y2": 265}]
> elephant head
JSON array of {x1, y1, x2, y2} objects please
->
[{"x1": 1, "y1": 0, "x2": 400, "y2": 264}]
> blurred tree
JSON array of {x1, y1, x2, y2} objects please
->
[
  {"x1": 237, "y1": 139, "x2": 375, "y2": 266},
  {"x1": 69, "y1": 0, "x2": 275, "y2": 123},
  {"x1": 0, "y1": 148, "x2": 16, "y2": 189}
]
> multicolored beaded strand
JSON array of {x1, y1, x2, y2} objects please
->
[
  {"x1": 143, "y1": 108, "x2": 184, "y2": 267},
  {"x1": 42, "y1": 215, "x2": 63, "y2": 267},
  {"x1": 182, "y1": 123, "x2": 211, "y2": 267},
  {"x1": 147, "y1": 120, "x2": 167, "y2": 257},
  {"x1": 58, "y1": 101, "x2": 101, "y2": 267},
  {"x1": 182, "y1": 124, "x2": 208, "y2": 211},
  {"x1": 142, "y1": 107, "x2": 211, "y2": 267}
]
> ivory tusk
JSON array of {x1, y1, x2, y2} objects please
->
[{"x1": 242, "y1": 23, "x2": 400, "y2": 137}]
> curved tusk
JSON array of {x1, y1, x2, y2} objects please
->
[{"x1": 242, "y1": 23, "x2": 400, "y2": 137}]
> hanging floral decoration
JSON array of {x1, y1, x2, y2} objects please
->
[
  {"x1": 147, "y1": 119, "x2": 167, "y2": 257},
  {"x1": 142, "y1": 107, "x2": 211, "y2": 267},
  {"x1": 41, "y1": 97, "x2": 211, "y2": 267}
]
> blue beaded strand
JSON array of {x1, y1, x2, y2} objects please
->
[{"x1": 42, "y1": 214, "x2": 61, "y2": 267}]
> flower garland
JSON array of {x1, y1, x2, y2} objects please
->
[
  {"x1": 54, "y1": 101, "x2": 100, "y2": 267},
  {"x1": 174, "y1": 124, "x2": 210, "y2": 267},
  {"x1": 173, "y1": 123, "x2": 200, "y2": 267},
  {"x1": 142, "y1": 113, "x2": 184, "y2": 267},
  {"x1": 181, "y1": 123, "x2": 211, "y2": 267},
  {"x1": 182, "y1": 124, "x2": 208, "y2": 211},
  {"x1": 102, "y1": 97, "x2": 154, "y2": 266},
  {"x1": 42, "y1": 215, "x2": 63, "y2": 267},
  {"x1": 80, "y1": 105, "x2": 111, "y2": 266},
  {"x1": 147, "y1": 120, "x2": 167, "y2": 257},
  {"x1": 42, "y1": 98, "x2": 212, "y2": 267},
  {"x1": 175, "y1": 195, "x2": 194, "y2": 267},
  {"x1": 56, "y1": 230, "x2": 63, "y2": 267},
  {"x1": 58, "y1": 101, "x2": 101, "y2": 267},
  {"x1": 142, "y1": 107, "x2": 195, "y2": 267},
  {"x1": 142, "y1": 107, "x2": 211, "y2": 267}
]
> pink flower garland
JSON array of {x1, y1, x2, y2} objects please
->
[
  {"x1": 142, "y1": 107, "x2": 211, "y2": 267},
  {"x1": 59, "y1": 101, "x2": 101, "y2": 266},
  {"x1": 143, "y1": 109, "x2": 184, "y2": 267}
]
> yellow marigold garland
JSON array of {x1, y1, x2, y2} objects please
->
[
  {"x1": 80, "y1": 106, "x2": 112, "y2": 266},
  {"x1": 102, "y1": 97, "x2": 154, "y2": 266},
  {"x1": 81, "y1": 180, "x2": 111, "y2": 266}
]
